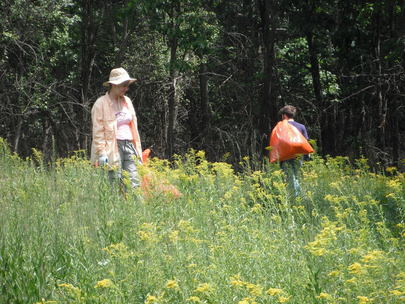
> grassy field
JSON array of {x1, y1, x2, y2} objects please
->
[{"x1": 0, "y1": 138, "x2": 404, "y2": 304}]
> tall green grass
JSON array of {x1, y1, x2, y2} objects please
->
[{"x1": 0, "y1": 139, "x2": 404, "y2": 304}]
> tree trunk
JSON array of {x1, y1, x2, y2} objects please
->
[
  {"x1": 13, "y1": 118, "x2": 23, "y2": 154},
  {"x1": 199, "y1": 62, "x2": 211, "y2": 140},
  {"x1": 306, "y1": 31, "x2": 331, "y2": 154},
  {"x1": 257, "y1": 0, "x2": 278, "y2": 158},
  {"x1": 79, "y1": 0, "x2": 98, "y2": 151},
  {"x1": 167, "y1": 35, "x2": 179, "y2": 158},
  {"x1": 375, "y1": 8, "x2": 386, "y2": 150}
]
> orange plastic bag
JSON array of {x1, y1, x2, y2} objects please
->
[
  {"x1": 142, "y1": 148, "x2": 151, "y2": 164},
  {"x1": 268, "y1": 120, "x2": 313, "y2": 163},
  {"x1": 140, "y1": 149, "x2": 181, "y2": 198}
]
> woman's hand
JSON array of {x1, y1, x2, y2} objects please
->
[{"x1": 98, "y1": 155, "x2": 108, "y2": 166}]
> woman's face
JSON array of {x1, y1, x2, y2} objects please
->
[{"x1": 111, "y1": 81, "x2": 130, "y2": 97}]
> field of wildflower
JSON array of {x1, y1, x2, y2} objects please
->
[{"x1": 0, "y1": 137, "x2": 404, "y2": 304}]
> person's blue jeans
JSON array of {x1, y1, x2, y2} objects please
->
[
  {"x1": 280, "y1": 158, "x2": 302, "y2": 196},
  {"x1": 108, "y1": 140, "x2": 140, "y2": 189}
]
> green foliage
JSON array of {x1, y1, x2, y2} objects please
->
[{"x1": 0, "y1": 143, "x2": 404, "y2": 303}]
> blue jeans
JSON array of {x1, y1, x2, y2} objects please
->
[
  {"x1": 108, "y1": 140, "x2": 140, "y2": 188},
  {"x1": 280, "y1": 158, "x2": 302, "y2": 196}
]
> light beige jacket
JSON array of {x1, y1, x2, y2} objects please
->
[{"x1": 90, "y1": 92, "x2": 142, "y2": 166}]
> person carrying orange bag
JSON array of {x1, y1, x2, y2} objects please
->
[{"x1": 268, "y1": 105, "x2": 313, "y2": 195}]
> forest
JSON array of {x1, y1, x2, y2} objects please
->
[{"x1": 1, "y1": 0, "x2": 404, "y2": 169}]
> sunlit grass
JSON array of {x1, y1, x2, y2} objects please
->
[{"x1": 0, "y1": 138, "x2": 404, "y2": 304}]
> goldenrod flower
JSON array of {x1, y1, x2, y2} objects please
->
[
  {"x1": 278, "y1": 295, "x2": 291, "y2": 303},
  {"x1": 58, "y1": 283, "x2": 81, "y2": 297},
  {"x1": 246, "y1": 283, "x2": 263, "y2": 296},
  {"x1": 251, "y1": 203, "x2": 263, "y2": 213},
  {"x1": 138, "y1": 230, "x2": 154, "y2": 241},
  {"x1": 195, "y1": 283, "x2": 212, "y2": 293},
  {"x1": 316, "y1": 292, "x2": 332, "y2": 300},
  {"x1": 94, "y1": 279, "x2": 114, "y2": 288},
  {"x1": 196, "y1": 150, "x2": 205, "y2": 159},
  {"x1": 187, "y1": 296, "x2": 201, "y2": 302},
  {"x1": 389, "y1": 290, "x2": 404, "y2": 296},
  {"x1": 267, "y1": 288, "x2": 283, "y2": 296},
  {"x1": 230, "y1": 277, "x2": 245, "y2": 287},
  {"x1": 386, "y1": 179, "x2": 401, "y2": 192},
  {"x1": 238, "y1": 298, "x2": 257, "y2": 304},
  {"x1": 34, "y1": 300, "x2": 57, "y2": 304},
  {"x1": 361, "y1": 250, "x2": 384, "y2": 263},
  {"x1": 145, "y1": 295, "x2": 161, "y2": 304},
  {"x1": 386, "y1": 167, "x2": 397, "y2": 174},
  {"x1": 357, "y1": 296, "x2": 370, "y2": 303},
  {"x1": 328, "y1": 270, "x2": 340, "y2": 277},
  {"x1": 348, "y1": 263, "x2": 364, "y2": 275},
  {"x1": 165, "y1": 279, "x2": 179, "y2": 289},
  {"x1": 58, "y1": 283, "x2": 78, "y2": 290}
]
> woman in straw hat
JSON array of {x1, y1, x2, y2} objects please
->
[{"x1": 91, "y1": 67, "x2": 142, "y2": 188}]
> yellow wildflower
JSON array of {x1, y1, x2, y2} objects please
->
[
  {"x1": 58, "y1": 283, "x2": 81, "y2": 297},
  {"x1": 386, "y1": 179, "x2": 401, "y2": 192},
  {"x1": 309, "y1": 247, "x2": 327, "y2": 256},
  {"x1": 267, "y1": 288, "x2": 283, "y2": 296},
  {"x1": 145, "y1": 295, "x2": 159, "y2": 304},
  {"x1": 187, "y1": 296, "x2": 201, "y2": 302},
  {"x1": 324, "y1": 194, "x2": 344, "y2": 204},
  {"x1": 196, "y1": 150, "x2": 205, "y2": 159},
  {"x1": 169, "y1": 230, "x2": 179, "y2": 243},
  {"x1": 246, "y1": 283, "x2": 263, "y2": 296},
  {"x1": 165, "y1": 279, "x2": 179, "y2": 289},
  {"x1": 34, "y1": 300, "x2": 57, "y2": 304},
  {"x1": 58, "y1": 282, "x2": 77, "y2": 289},
  {"x1": 386, "y1": 166, "x2": 397, "y2": 174},
  {"x1": 138, "y1": 230, "x2": 153, "y2": 241},
  {"x1": 357, "y1": 296, "x2": 370, "y2": 303},
  {"x1": 316, "y1": 292, "x2": 332, "y2": 300},
  {"x1": 102, "y1": 242, "x2": 131, "y2": 258},
  {"x1": 389, "y1": 290, "x2": 404, "y2": 296},
  {"x1": 278, "y1": 295, "x2": 291, "y2": 303},
  {"x1": 230, "y1": 274, "x2": 245, "y2": 286},
  {"x1": 230, "y1": 279, "x2": 245, "y2": 287},
  {"x1": 178, "y1": 220, "x2": 197, "y2": 234},
  {"x1": 251, "y1": 203, "x2": 263, "y2": 213},
  {"x1": 346, "y1": 277, "x2": 357, "y2": 284},
  {"x1": 195, "y1": 283, "x2": 212, "y2": 293},
  {"x1": 348, "y1": 263, "x2": 364, "y2": 275},
  {"x1": 238, "y1": 298, "x2": 257, "y2": 304},
  {"x1": 361, "y1": 250, "x2": 384, "y2": 263},
  {"x1": 328, "y1": 270, "x2": 340, "y2": 277},
  {"x1": 348, "y1": 247, "x2": 361, "y2": 255},
  {"x1": 94, "y1": 279, "x2": 114, "y2": 288}
]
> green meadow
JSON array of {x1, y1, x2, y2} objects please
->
[{"x1": 0, "y1": 138, "x2": 404, "y2": 304}]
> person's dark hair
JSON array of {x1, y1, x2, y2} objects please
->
[{"x1": 279, "y1": 105, "x2": 297, "y2": 118}]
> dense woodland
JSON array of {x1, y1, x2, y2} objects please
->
[{"x1": 1, "y1": 0, "x2": 404, "y2": 169}]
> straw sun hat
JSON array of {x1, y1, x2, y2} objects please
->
[{"x1": 103, "y1": 67, "x2": 137, "y2": 87}]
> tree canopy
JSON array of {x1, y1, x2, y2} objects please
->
[{"x1": 1, "y1": 0, "x2": 404, "y2": 169}]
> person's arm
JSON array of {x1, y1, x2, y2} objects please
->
[
  {"x1": 302, "y1": 125, "x2": 309, "y2": 140},
  {"x1": 126, "y1": 97, "x2": 143, "y2": 159},
  {"x1": 91, "y1": 99, "x2": 107, "y2": 158},
  {"x1": 302, "y1": 125, "x2": 311, "y2": 160}
]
